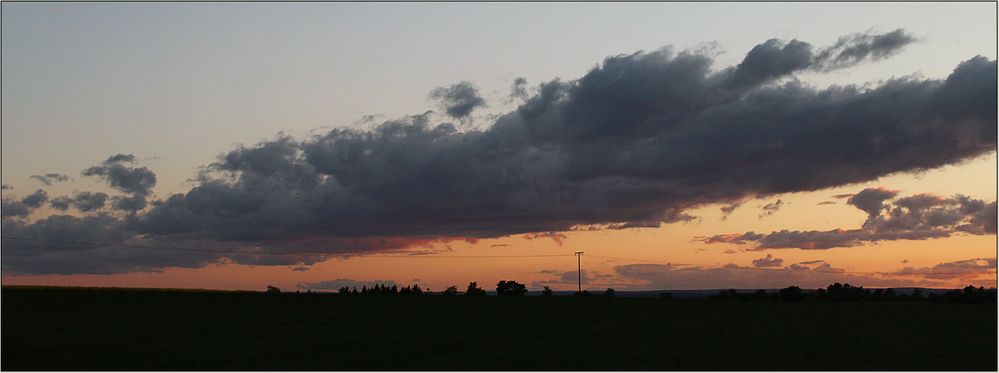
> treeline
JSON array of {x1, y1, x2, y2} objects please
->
[
  {"x1": 709, "y1": 283, "x2": 998, "y2": 303},
  {"x1": 330, "y1": 281, "x2": 531, "y2": 296}
]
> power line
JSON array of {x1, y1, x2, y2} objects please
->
[
  {"x1": 0, "y1": 236, "x2": 574, "y2": 259},
  {"x1": 1, "y1": 236, "x2": 993, "y2": 276}
]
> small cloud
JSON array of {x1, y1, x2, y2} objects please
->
[
  {"x1": 752, "y1": 254, "x2": 783, "y2": 268},
  {"x1": 30, "y1": 173, "x2": 69, "y2": 186},
  {"x1": 523, "y1": 232, "x2": 567, "y2": 246}
]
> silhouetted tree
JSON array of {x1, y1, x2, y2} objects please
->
[
  {"x1": 824, "y1": 283, "x2": 869, "y2": 301},
  {"x1": 338, "y1": 286, "x2": 350, "y2": 295},
  {"x1": 266, "y1": 285, "x2": 281, "y2": 293},
  {"x1": 465, "y1": 282, "x2": 486, "y2": 296},
  {"x1": 884, "y1": 288, "x2": 896, "y2": 300},
  {"x1": 603, "y1": 288, "x2": 616, "y2": 297},
  {"x1": 442, "y1": 285, "x2": 459, "y2": 295},
  {"x1": 753, "y1": 289, "x2": 770, "y2": 301},
  {"x1": 496, "y1": 280, "x2": 527, "y2": 296},
  {"x1": 542, "y1": 286, "x2": 554, "y2": 296},
  {"x1": 713, "y1": 289, "x2": 739, "y2": 300},
  {"x1": 779, "y1": 286, "x2": 803, "y2": 301},
  {"x1": 933, "y1": 286, "x2": 997, "y2": 303}
]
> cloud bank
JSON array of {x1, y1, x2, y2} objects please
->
[{"x1": 2, "y1": 29, "x2": 996, "y2": 274}]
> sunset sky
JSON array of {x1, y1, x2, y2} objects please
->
[{"x1": 2, "y1": 3, "x2": 996, "y2": 291}]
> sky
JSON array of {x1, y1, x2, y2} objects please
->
[{"x1": 2, "y1": 3, "x2": 996, "y2": 292}]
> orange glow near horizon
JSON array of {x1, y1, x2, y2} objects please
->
[{"x1": 2, "y1": 156, "x2": 996, "y2": 291}]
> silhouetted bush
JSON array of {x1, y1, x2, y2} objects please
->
[
  {"x1": 496, "y1": 280, "x2": 527, "y2": 296},
  {"x1": 465, "y1": 282, "x2": 487, "y2": 296},
  {"x1": 542, "y1": 286, "x2": 554, "y2": 296},
  {"x1": 442, "y1": 286, "x2": 459, "y2": 296},
  {"x1": 603, "y1": 288, "x2": 616, "y2": 297},
  {"x1": 266, "y1": 285, "x2": 281, "y2": 293}
]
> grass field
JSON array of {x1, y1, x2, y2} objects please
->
[{"x1": 2, "y1": 286, "x2": 996, "y2": 370}]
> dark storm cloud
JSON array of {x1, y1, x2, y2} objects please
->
[
  {"x1": 752, "y1": 254, "x2": 783, "y2": 267},
  {"x1": 5, "y1": 30, "x2": 997, "y2": 275},
  {"x1": 30, "y1": 173, "x2": 69, "y2": 186},
  {"x1": 81, "y1": 154, "x2": 156, "y2": 196},
  {"x1": 429, "y1": 81, "x2": 486, "y2": 119},
  {"x1": 0, "y1": 214, "x2": 221, "y2": 275},
  {"x1": 703, "y1": 188, "x2": 997, "y2": 250}
]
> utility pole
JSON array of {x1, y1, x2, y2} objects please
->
[{"x1": 574, "y1": 251, "x2": 584, "y2": 293}]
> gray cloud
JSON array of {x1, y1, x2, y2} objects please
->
[
  {"x1": 48, "y1": 192, "x2": 109, "y2": 212},
  {"x1": 4, "y1": 30, "x2": 996, "y2": 275},
  {"x1": 815, "y1": 29, "x2": 917, "y2": 70},
  {"x1": 510, "y1": 77, "x2": 529, "y2": 101},
  {"x1": 30, "y1": 173, "x2": 69, "y2": 186},
  {"x1": 752, "y1": 254, "x2": 783, "y2": 267},
  {"x1": 74, "y1": 192, "x2": 109, "y2": 212},
  {"x1": 81, "y1": 154, "x2": 156, "y2": 196},
  {"x1": 612, "y1": 258, "x2": 992, "y2": 290},
  {"x1": 296, "y1": 278, "x2": 398, "y2": 291},
  {"x1": 1, "y1": 200, "x2": 31, "y2": 219},
  {"x1": 429, "y1": 81, "x2": 486, "y2": 119},
  {"x1": 2, "y1": 189, "x2": 49, "y2": 219},
  {"x1": 703, "y1": 188, "x2": 996, "y2": 250},
  {"x1": 758, "y1": 199, "x2": 784, "y2": 219},
  {"x1": 847, "y1": 187, "x2": 898, "y2": 218},
  {"x1": 0, "y1": 214, "x2": 221, "y2": 275},
  {"x1": 886, "y1": 258, "x2": 996, "y2": 280},
  {"x1": 20, "y1": 189, "x2": 48, "y2": 208}
]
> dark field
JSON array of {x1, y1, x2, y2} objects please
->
[{"x1": 2, "y1": 287, "x2": 996, "y2": 371}]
